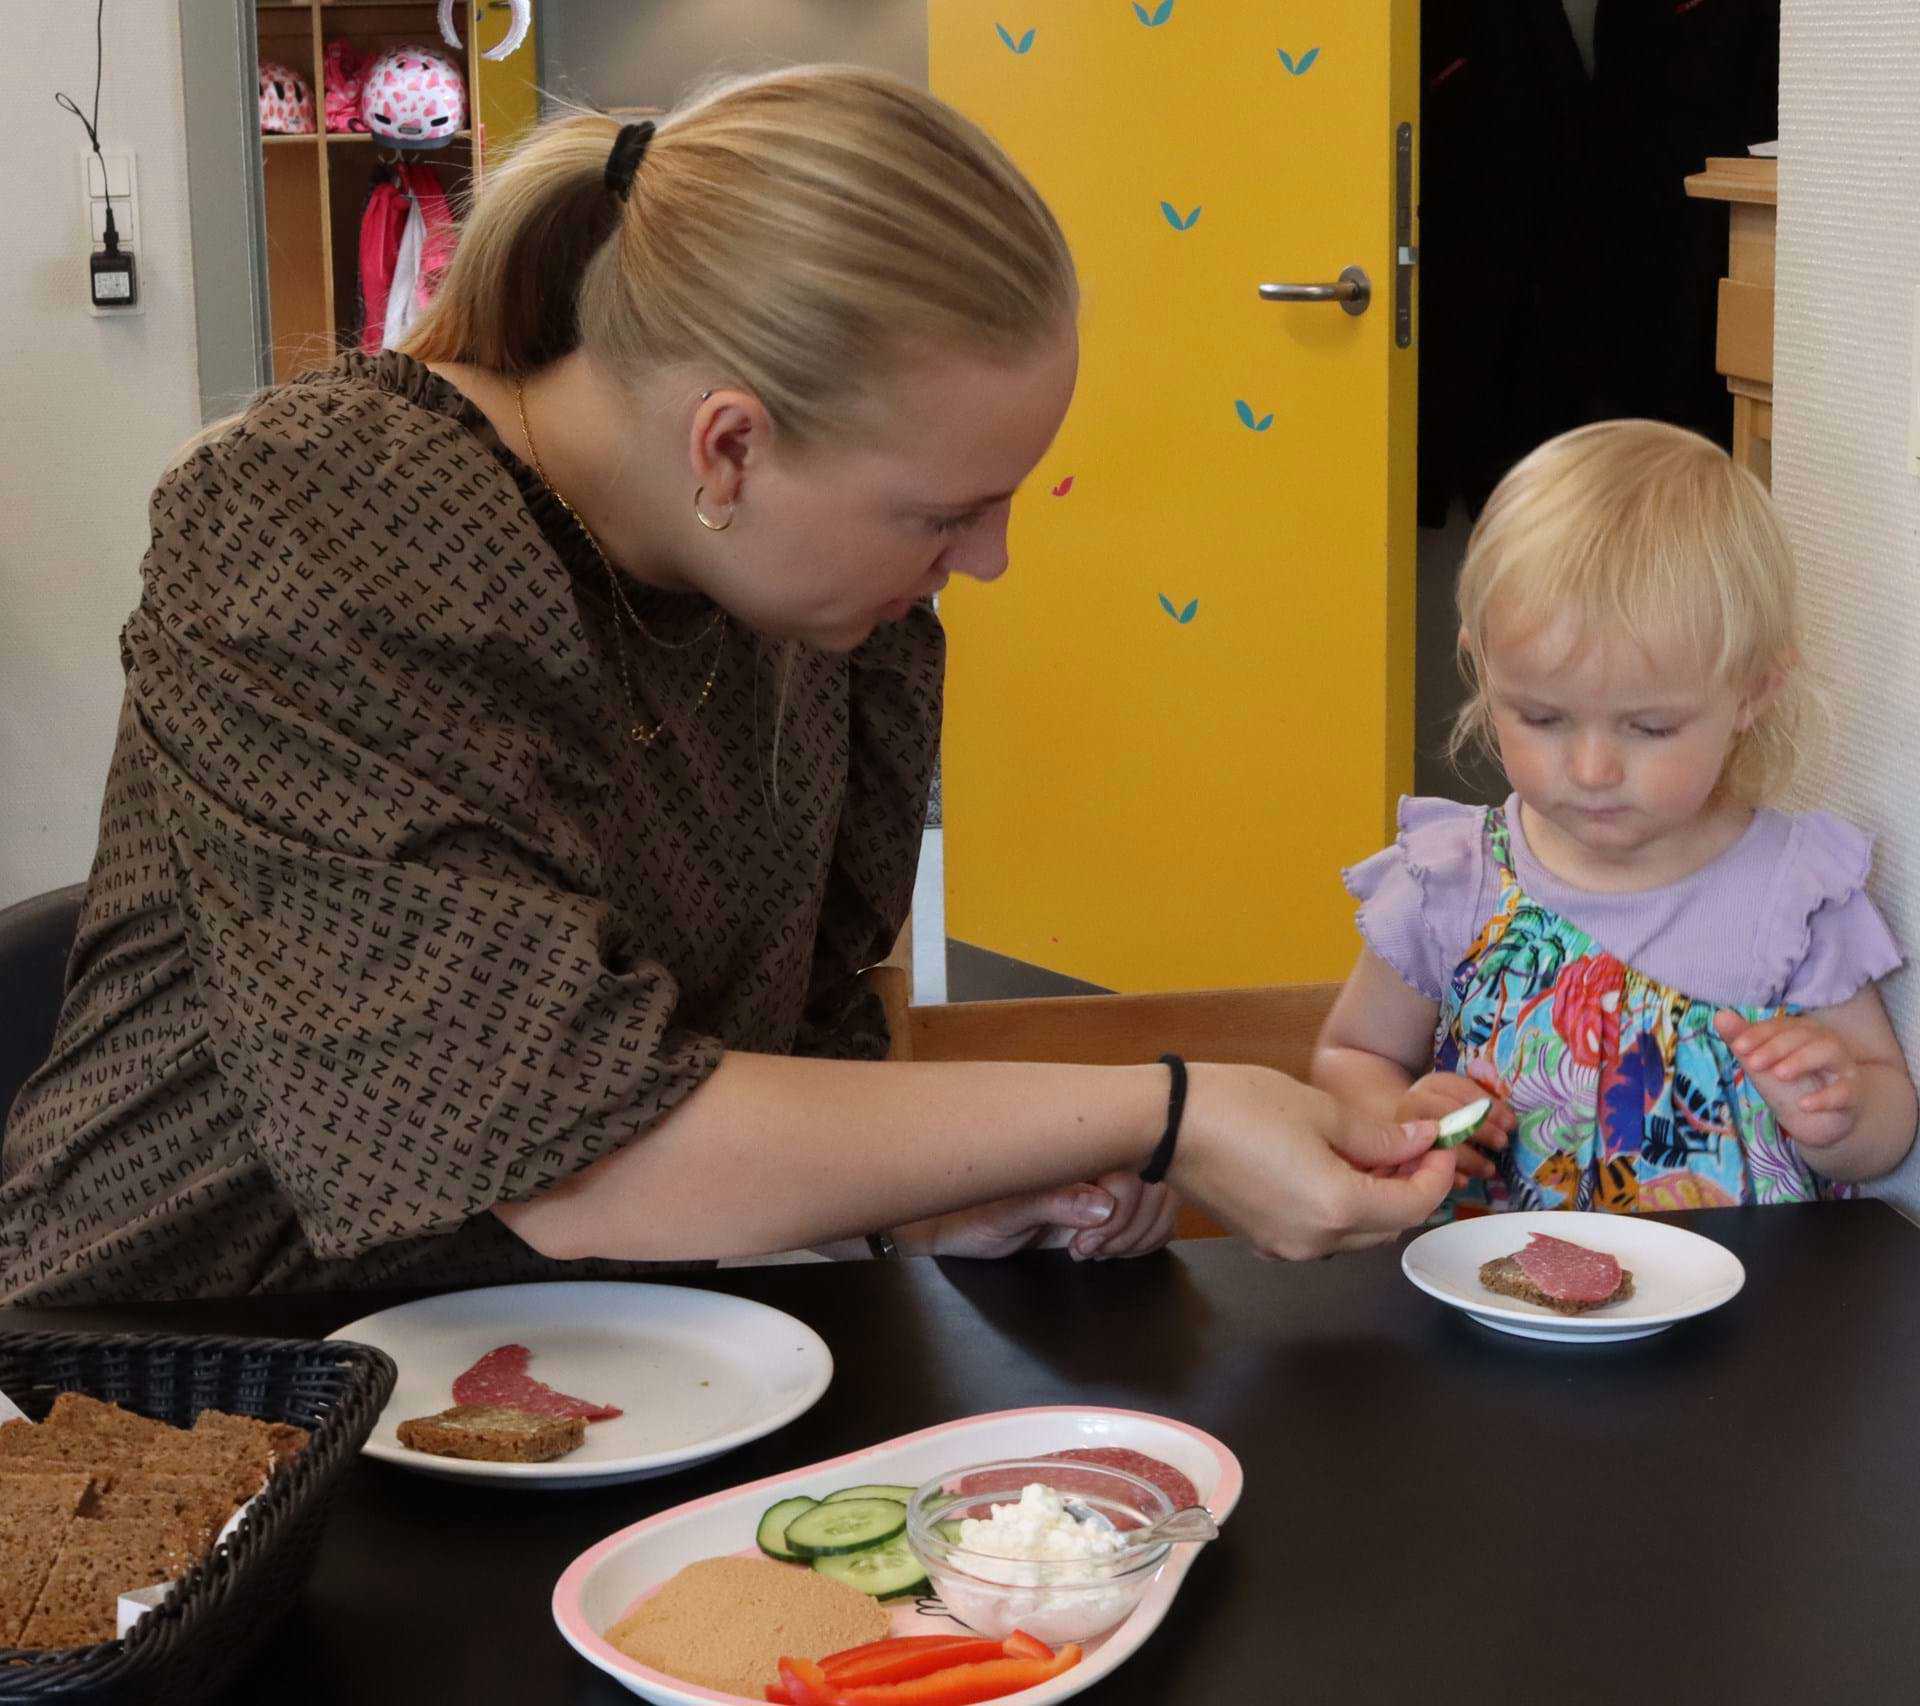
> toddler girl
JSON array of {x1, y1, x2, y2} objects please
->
[{"x1": 1314, "y1": 420, "x2": 1915, "y2": 1213}]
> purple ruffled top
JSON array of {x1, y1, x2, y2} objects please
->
[{"x1": 1345, "y1": 794, "x2": 1903, "y2": 1011}]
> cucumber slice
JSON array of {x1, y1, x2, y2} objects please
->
[
  {"x1": 934, "y1": 1518, "x2": 966, "y2": 1545},
  {"x1": 782, "y1": 1497, "x2": 907, "y2": 1558},
  {"x1": 823, "y1": 1483, "x2": 918, "y2": 1505},
  {"x1": 811, "y1": 1534, "x2": 929, "y2": 1599},
  {"x1": 755, "y1": 1495, "x2": 819, "y2": 1562},
  {"x1": 1434, "y1": 1096, "x2": 1493, "y2": 1149}
]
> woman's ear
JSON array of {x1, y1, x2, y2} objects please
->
[{"x1": 687, "y1": 389, "x2": 772, "y2": 507}]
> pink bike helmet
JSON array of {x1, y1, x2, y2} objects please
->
[
  {"x1": 361, "y1": 44, "x2": 467, "y2": 149},
  {"x1": 258, "y1": 62, "x2": 316, "y2": 136}
]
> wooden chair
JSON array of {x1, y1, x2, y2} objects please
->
[{"x1": 866, "y1": 966, "x2": 1342, "y2": 1239}]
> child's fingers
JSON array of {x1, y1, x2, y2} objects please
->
[
  {"x1": 1734, "y1": 1018, "x2": 1810, "y2": 1072},
  {"x1": 1797, "y1": 1076, "x2": 1857, "y2": 1114},
  {"x1": 1764, "y1": 1038, "x2": 1847, "y2": 1084},
  {"x1": 1451, "y1": 1146, "x2": 1497, "y2": 1182}
]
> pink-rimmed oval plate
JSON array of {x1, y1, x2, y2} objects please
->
[{"x1": 552, "y1": 1405, "x2": 1244, "y2": 1704}]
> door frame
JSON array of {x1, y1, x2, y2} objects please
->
[{"x1": 178, "y1": 0, "x2": 273, "y2": 421}]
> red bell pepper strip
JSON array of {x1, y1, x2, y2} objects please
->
[
  {"x1": 829, "y1": 1643, "x2": 1082, "y2": 1706},
  {"x1": 999, "y1": 1632, "x2": 1053, "y2": 1663},
  {"x1": 822, "y1": 1638, "x2": 1007, "y2": 1687},
  {"x1": 766, "y1": 1689, "x2": 794, "y2": 1705},
  {"x1": 779, "y1": 1656, "x2": 836, "y2": 1706}
]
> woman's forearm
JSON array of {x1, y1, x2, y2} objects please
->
[{"x1": 495, "y1": 1051, "x2": 1166, "y2": 1260}]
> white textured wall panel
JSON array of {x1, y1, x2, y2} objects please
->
[
  {"x1": 1776, "y1": 2, "x2": 1920, "y2": 1212},
  {"x1": 0, "y1": 6, "x2": 200, "y2": 906}
]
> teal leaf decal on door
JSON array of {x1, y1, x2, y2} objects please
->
[
  {"x1": 1133, "y1": 0, "x2": 1174, "y2": 27},
  {"x1": 1234, "y1": 399, "x2": 1275, "y2": 432},
  {"x1": 1159, "y1": 201, "x2": 1203, "y2": 230},
  {"x1": 1179, "y1": 598, "x2": 1199, "y2": 624},
  {"x1": 1158, "y1": 593, "x2": 1178, "y2": 618},
  {"x1": 1277, "y1": 46, "x2": 1321, "y2": 75},
  {"x1": 996, "y1": 23, "x2": 1036, "y2": 53}
]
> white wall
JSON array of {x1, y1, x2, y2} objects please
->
[
  {"x1": 1775, "y1": 2, "x2": 1920, "y2": 1213},
  {"x1": 1, "y1": 6, "x2": 200, "y2": 907}
]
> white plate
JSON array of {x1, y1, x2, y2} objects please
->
[
  {"x1": 325, "y1": 1282, "x2": 832, "y2": 1488},
  {"x1": 553, "y1": 1405, "x2": 1244, "y2": 1704},
  {"x1": 1401, "y1": 1210, "x2": 1746, "y2": 1342}
]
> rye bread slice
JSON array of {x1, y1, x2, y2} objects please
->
[
  {"x1": 0, "y1": 1515, "x2": 78, "y2": 1649},
  {"x1": 1479, "y1": 1253, "x2": 1635, "y2": 1315},
  {"x1": 395, "y1": 1405, "x2": 586, "y2": 1463},
  {"x1": 17, "y1": 1519, "x2": 204, "y2": 1651}
]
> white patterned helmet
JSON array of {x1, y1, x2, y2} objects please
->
[
  {"x1": 258, "y1": 62, "x2": 316, "y2": 136},
  {"x1": 361, "y1": 44, "x2": 467, "y2": 149}
]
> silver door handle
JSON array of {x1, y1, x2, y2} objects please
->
[{"x1": 1257, "y1": 265, "x2": 1371, "y2": 317}]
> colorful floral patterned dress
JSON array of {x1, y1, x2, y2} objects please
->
[
  {"x1": 1346, "y1": 798, "x2": 1903, "y2": 1217},
  {"x1": 1442, "y1": 810, "x2": 1834, "y2": 1212}
]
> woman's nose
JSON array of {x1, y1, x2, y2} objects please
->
[{"x1": 942, "y1": 505, "x2": 1012, "y2": 585}]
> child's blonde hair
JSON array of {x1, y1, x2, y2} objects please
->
[
  {"x1": 402, "y1": 65, "x2": 1078, "y2": 445},
  {"x1": 1451, "y1": 419, "x2": 1815, "y2": 802}
]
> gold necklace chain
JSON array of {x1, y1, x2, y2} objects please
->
[{"x1": 514, "y1": 378, "x2": 726, "y2": 747}]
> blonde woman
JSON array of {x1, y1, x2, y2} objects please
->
[
  {"x1": 1314, "y1": 420, "x2": 1916, "y2": 1216},
  {"x1": 2, "y1": 68, "x2": 1453, "y2": 1305}
]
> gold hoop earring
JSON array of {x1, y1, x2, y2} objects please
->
[{"x1": 693, "y1": 486, "x2": 735, "y2": 532}]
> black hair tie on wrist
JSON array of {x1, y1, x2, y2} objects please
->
[
  {"x1": 605, "y1": 120, "x2": 655, "y2": 201},
  {"x1": 1139, "y1": 1053, "x2": 1187, "y2": 1184}
]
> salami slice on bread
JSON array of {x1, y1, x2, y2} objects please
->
[{"x1": 1479, "y1": 1233, "x2": 1633, "y2": 1315}]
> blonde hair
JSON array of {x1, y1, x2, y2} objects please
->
[
  {"x1": 1451, "y1": 419, "x2": 1816, "y2": 803},
  {"x1": 402, "y1": 65, "x2": 1078, "y2": 443}
]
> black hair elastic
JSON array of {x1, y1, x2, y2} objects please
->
[
  {"x1": 1139, "y1": 1054, "x2": 1188, "y2": 1184},
  {"x1": 604, "y1": 120, "x2": 655, "y2": 201}
]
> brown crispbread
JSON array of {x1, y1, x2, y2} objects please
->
[
  {"x1": 395, "y1": 1404, "x2": 585, "y2": 1463},
  {"x1": 0, "y1": 1398, "x2": 297, "y2": 1651},
  {"x1": 0, "y1": 1518, "x2": 75, "y2": 1649},
  {"x1": 18, "y1": 1520, "x2": 204, "y2": 1651},
  {"x1": 85, "y1": 1471, "x2": 235, "y2": 1552},
  {"x1": 1479, "y1": 1253, "x2": 1635, "y2": 1315},
  {"x1": 0, "y1": 1471, "x2": 96, "y2": 1521}
]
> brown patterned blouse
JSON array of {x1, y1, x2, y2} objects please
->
[{"x1": 0, "y1": 353, "x2": 940, "y2": 1305}]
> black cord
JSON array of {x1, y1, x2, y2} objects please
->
[{"x1": 55, "y1": 0, "x2": 118, "y2": 251}]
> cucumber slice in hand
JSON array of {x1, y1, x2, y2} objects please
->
[
  {"x1": 1433, "y1": 1096, "x2": 1493, "y2": 1149},
  {"x1": 783, "y1": 1497, "x2": 908, "y2": 1558},
  {"x1": 756, "y1": 1495, "x2": 818, "y2": 1562},
  {"x1": 811, "y1": 1534, "x2": 929, "y2": 1599}
]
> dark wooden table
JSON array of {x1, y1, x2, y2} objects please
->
[{"x1": 11, "y1": 1202, "x2": 1920, "y2": 1704}]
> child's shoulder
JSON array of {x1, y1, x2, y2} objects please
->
[
  {"x1": 1342, "y1": 797, "x2": 1501, "y2": 1002},
  {"x1": 1746, "y1": 807, "x2": 1902, "y2": 1008}
]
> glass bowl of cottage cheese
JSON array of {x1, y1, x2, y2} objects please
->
[{"x1": 905, "y1": 1458, "x2": 1178, "y2": 1645}]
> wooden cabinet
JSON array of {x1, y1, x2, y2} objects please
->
[
  {"x1": 254, "y1": 1, "x2": 538, "y2": 381},
  {"x1": 1685, "y1": 155, "x2": 1777, "y2": 489}
]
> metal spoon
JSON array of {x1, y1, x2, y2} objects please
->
[{"x1": 1062, "y1": 1498, "x2": 1220, "y2": 1546}]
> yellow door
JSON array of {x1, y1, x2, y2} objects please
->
[{"x1": 931, "y1": 1, "x2": 1418, "y2": 991}]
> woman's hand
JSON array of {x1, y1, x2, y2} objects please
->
[
  {"x1": 1714, "y1": 1010, "x2": 1860, "y2": 1150},
  {"x1": 895, "y1": 1173, "x2": 1177, "y2": 1261},
  {"x1": 1394, "y1": 1063, "x2": 1514, "y2": 1186},
  {"x1": 1170, "y1": 1064, "x2": 1455, "y2": 1259}
]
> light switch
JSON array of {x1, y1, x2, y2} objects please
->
[
  {"x1": 79, "y1": 150, "x2": 137, "y2": 248},
  {"x1": 84, "y1": 151, "x2": 133, "y2": 200}
]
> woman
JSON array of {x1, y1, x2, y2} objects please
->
[{"x1": 0, "y1": 68, "x2": 1454, "y2": 1305}]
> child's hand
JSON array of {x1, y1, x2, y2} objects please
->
[
  {"x1": 1393, "y1": 1069, "x2": 1514, "y2": 1186},
  {"x1": 1713, "y1": 1010, "x2": 1860, "y2": 1150}
]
